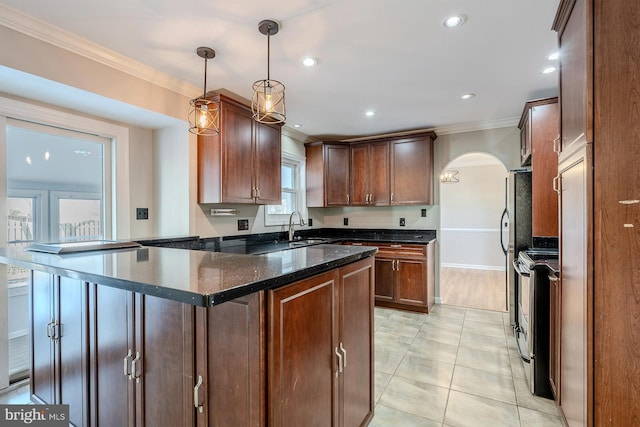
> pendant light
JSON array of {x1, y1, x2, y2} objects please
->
[
  {"x1": 252, "y1": 20, "x2": 286, "y2": 124},
  {"x1": 189, "y1": 47, "x2": 220, "y2": 135}
]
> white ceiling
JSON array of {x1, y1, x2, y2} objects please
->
[{"x1": 0, "y1": 0, "x2": 560, "y2": 138}]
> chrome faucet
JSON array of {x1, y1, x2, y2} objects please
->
[{"x1": 288, "y1": 211, "x2": 305, "y2": 241}]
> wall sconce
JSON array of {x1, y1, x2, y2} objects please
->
[
  {"x1": 189, "y1": 47, "x2": 220, "y2": 135},
  {"x1": 440, "y1": 170, "x2": 460, "y2": 183},
  {"x1": 252, "y1": 19, "x2": 286, "y2": 124}
]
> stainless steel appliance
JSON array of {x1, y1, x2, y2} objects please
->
[
  {"x1": 514, "y1": 249, "x2": 557, "y2": 398},
  {"x1": 501, "y1": 170, "x2": 532, "y2": 327}
]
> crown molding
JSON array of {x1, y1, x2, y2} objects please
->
[
  {"x1": 433, "y1": 116, "x2": 519, "y2": 136},
  {"x1": 0, "y1": 4, "x2": 200, "y2": 98}
]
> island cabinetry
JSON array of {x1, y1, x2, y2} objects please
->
[
  {"x1": 267, "y1": 257, "x2": 374, "y2": 427},
  {"x1": 305, "y1": 142, "x2": 350, "y2": 207},
  {"x1": 31, "y1": 271, "x2": 89, "y2": 427},
  {"x1": 350, "y1": 141, "x2": 390, "y2": 206},
  {"x1": 198, "y1": 93, "x2": 282, "y2": 204},
  {"x1": 89, "y1": 284, "x2": 195, "y2": 427},
  {"x1": 390, "y1": 135, "x2": 434, "y2": 205},
  {"x1": 194, "y1": 292, "x2": 265, "y2": 427}
]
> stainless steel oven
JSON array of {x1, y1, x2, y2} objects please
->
[{"x1": 514, "y1": 249, "x2": 557, "y2": 398}]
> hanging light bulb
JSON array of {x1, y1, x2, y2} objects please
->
[
  {"x1": 189, "y1": 47, "x2": 220, "y2": 135},
  {"x1": 252, "y1": 20, "x2": 286, "y2": 124}
]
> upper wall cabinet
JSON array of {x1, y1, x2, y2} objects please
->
[
  {"x1": 305, "y1": 131, "x2": 436, "y2": 208},
  {"x1": 198, "y1": 93, "x2": 282, "y2": 204},
  {"x1": 519, "y1": 97, "x2": 559, "y2": 237},
  {"x1": 306, "y1": 142, "x2": 350, "y2": 207}
]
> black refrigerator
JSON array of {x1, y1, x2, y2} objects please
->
[{"x1": 500, "y1": 170, "x2": 532, "y2": 329}]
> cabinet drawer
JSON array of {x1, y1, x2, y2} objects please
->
[{"x1": 375, "y1": 244, "x2": 426, "y2": 259}]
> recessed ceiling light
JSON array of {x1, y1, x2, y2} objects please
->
[
  {"x1": 302, "y1": 57, "x2": 317, "y2": 67},
  {"x1": 460, "y1": 93, "x2": 475, "y2": 100},
  {"x1": 547, "y1": 52, "x2": 559, "y2": 60},
  {"x1": 443, "y1": 15, "x2": 465, "y2": 28},
  {"x1": 365, "y1": 111, "x2": 375, "y2": 117},
  {"x1": 293, "y1": 124, "x2": 302, "y2": 128},
  {"x1": 542, "y1": 66, "x2": 557, "y2": 74}
]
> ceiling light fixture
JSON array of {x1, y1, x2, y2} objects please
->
[
  {"x1": 547, "y1": 52, "x2": 559, "y2": 60},
  {"x1": 302, "y1": 57, "x2": 317, "y2": 67},
  {"x1": 252, "y1": 19, "x2": 286, "y2": 124},
  {"x1": 188, "y1": 47, "x2": 220, "y2": 135},
  {"x1": 365, "y1": 111, "x2": 375, "y2": 117},
  {"x1": 440, "y1": 170, "x2": 459, "y2": 183},
  {"x1": 542, "y1": 66, "x2": 557, "y2": 74},
  {"x1": 293, "y1": 124, "x2": 302, "y2": 128},
  {"x1": 460, "y1": 93, "x2": 475, "y2": 100},
  {"x1": 443, "y1": 15, "x2": 465, "y2": 28}
]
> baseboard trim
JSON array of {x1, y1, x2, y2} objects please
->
[{"x1": 441, "y1": 263, "x2": 506, "y2": 272}]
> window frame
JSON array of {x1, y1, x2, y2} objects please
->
[{"x1": 264, "y1": 151, "x2": 306, "y2": 227}]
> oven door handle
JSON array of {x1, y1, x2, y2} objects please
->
[{"x1": 513, "y1": 259, "x2": 530, "y2": 277}]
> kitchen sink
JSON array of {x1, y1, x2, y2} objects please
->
[{"x1": 288, "y1": 238, "x2": 330, "y2": 248}]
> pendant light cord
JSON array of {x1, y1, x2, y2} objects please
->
[
  {"x1": 267, "y1": 25, "x2": 271, "y2": 81},
  {"x1": 203, "y1": 57, "x2": 208, "y2": 99}
]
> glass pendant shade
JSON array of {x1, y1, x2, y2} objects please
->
[
  {"x1": 189, "y1": 47, "x2": 220, "y2": 135},
  {"x1": 252, "y1": 20, "x2": 286, "y2": 124}
]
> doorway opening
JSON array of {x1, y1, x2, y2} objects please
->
[{"x1": 439, "y1": 152, "x2": 508, "y2": 311}]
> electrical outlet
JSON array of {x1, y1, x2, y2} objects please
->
[
  {"x1": 421, "y1": 208, "x2": 427, "y2": 217},
  {"x1": 343, "y1": 218, "x2": 349, "y2": 226},
  {"x1": 136, "y1": 208, "x2": 148, "y2": 220},
  {"x1": 237, "y1": 219, "x2": 249, "y2": 231},
  {"x1": 308, "y1": 218, "x2": 313, "y2": 227},
  {"x1": 399, "y1": 217, "x2": 406, "y2": 226}
]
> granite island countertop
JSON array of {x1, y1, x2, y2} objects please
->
[{"x1": 0, "y1": 244, "x2": 376, "y2": 307}]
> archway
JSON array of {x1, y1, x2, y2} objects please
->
[{"x1": 439, "y1": 152, "x2": 509, "y2": 311}]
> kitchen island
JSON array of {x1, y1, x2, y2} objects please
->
[{"x1": 0, "y1": 243, "x2": 376, "y2": 427}]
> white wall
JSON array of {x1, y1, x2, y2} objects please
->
[{"x1": 440, "y1": 163, "x2": 508, "y2": 270}]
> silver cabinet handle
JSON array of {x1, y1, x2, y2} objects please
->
[
  {"x1": 194, "y1": 375, "x2": 204, "y2": 413},
  {"x1": 46, "y1": 320, "x2": 54, "y2": 338},
  {"x1": 396, "y1": 260, "x2": 400, "y2": 271},
  {"x1": 390, "y1": 244, "x2": 402, "y2": 248},
  {"x1": 392, "y1": 260, "x2": 397, "y2": 271},
  {"x1": 553, "y1": 176, "x2": 560, "y2": 194},
  {"x1": 123, "y1": 349, "x2": 133, "y2": 377},
  {"x1": 346, "y1": 194, "x2": 350, "y2": 204},
  {"x1": 391, "y1": 192, "x2": 394, "y2": 204},
  {"x1": 339, "y1": 343, "x2": 347, "y2": 368},
  {"x1": 335, "y1": 347, "x2": 343, "y2": 374},
  {"x1": 553, "y1": 135, "x2": 560, "y2": 154},
  {"x1": 130, "y1": 351, "x2": 141, "y2": 382}
]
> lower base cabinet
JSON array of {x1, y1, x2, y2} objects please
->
[
  {"x1": 268, "y1": 257, "x2": 375, "y2": 427},
  {"x1": 29, "y1": 256, "x2": 374, "y2": 427}
]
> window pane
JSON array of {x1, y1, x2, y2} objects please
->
[
  {"x1": 266, "y1": 191, "x2": 296, "y2": 215},
  {"x1": 282, "y1": 164, "x2": 295, "y2": 189},
  {"x1": 7, "y1": 197, "x2": 35, "y2": 246},
  {"x1": 58, "y1": 198, "x2": 102, "y2": 241}
]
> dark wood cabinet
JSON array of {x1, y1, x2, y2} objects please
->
[
  {"x1": 350, "y1": 141, "x2": 390, "y2": 206},
  {"x1": 195, "y1": 292, "x2": 265, "y2": 427},
  {"x1": 89, "y1": 284, "x2": 195, "y2": 427},
  {"x1": 519, "y1": 97, "x2": 559, "y2": 237},
  {"x1": 30, "y1": 272, "x2": 89, "y2": 427},
  {"x1": 305, "y1": 142, "x2": 350, "y2": 207},
  {"x1": 198, "y1": 93, "x2": 282, "y2": 204},
  {"x1": 267, "y1": 257, "x2": 374, "y2": 427},
  {"x1": 390, "y1": 135, "x2": 434, "y2": 205}
]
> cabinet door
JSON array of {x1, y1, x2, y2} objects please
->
[
  {"x1": 520, "y1": 111, "x2": 531, "y2": 166},
  {"x1": 394, "y1": 259, "x2": 427, "y2": 307},
  {"x1": 196, "y1": 292, "x2": 264, "y2": 427},
  {"x1": 268, "y1": 270, "x2": 339, "y2": 427},
  {"x1": 369, "y1": 141, "x2": 390, "y2": 206},
  {"x1": 254, "y1": 122, "x2": 281, "y2": 204},
  {"x1": 559, "y1": 146, "x2": 590, "y2": 427},
  {"x1": 549, "y1": 273, "x2": 560, "y2": 400},
  {"x1": 338, "y1": 259, "x2": 374, "y2": 427},
  {"x1": 349, "y1": 144, "x2": 369, "y2": 206},
  {"x1": 222, "y1": 102, "x2": 255, "y2": 203},
  {"x1": 135, "y1": 294, "x2": 195, "y2": 427},
  {"x1": 374, "y1": 258, "x2": 395, "y2": 302},
  {"x1": 30, "y1": 271, "x2": 55, "y2": 405},
  {"x1": 90, "y1": 284, "x2": 136, "y2": 427},
  {"x1": 558, "y1": 0, "x2": 589, "y2": 154},
  {"x1": 57, "y1": 277, "x2": 89, "y2": 427},
  {"x1": 390, "y1": 137, "x2": 433, "y2": 205},
  {"x1": 324, "y1": 144, "x2": 350, "y2": 206}
]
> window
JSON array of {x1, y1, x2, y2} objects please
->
[{"x1": 265, "y1": 152, "x2": 305, "y2": 226}]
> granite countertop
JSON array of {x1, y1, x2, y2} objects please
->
[{"x1": 0, "y1": 244, "x2": 376, "y2": 307}]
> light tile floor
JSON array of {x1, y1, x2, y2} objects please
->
[{"x1": 370, "y1": 304, "x2": 564, "y2": 427}]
